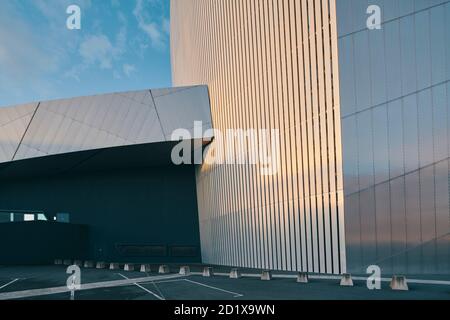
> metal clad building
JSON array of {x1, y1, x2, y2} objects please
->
[
  {"x1": 0, "y1": 86, "x2": 212, "y2": 264},
  {"x1": 337, "y1": 0, "x2": 450, "y2": 274},
  {"x1": 171, "y1": 0, "x2": 450, "y2": 275},
  {"x1": 172, "y1": 0, "x2": 347, "y2": 275}
]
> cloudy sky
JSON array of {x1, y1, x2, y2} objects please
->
[{"x1": 0, "y1": 0, "x2": 172, "y2": 107}]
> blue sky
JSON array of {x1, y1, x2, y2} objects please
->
[{"x1": 0, "y1": 0, "x2": 172, "y2": 107}]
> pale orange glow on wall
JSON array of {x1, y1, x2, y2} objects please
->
[{"x1": 172, "y1": 0, "x2": 346, "y2": 274}]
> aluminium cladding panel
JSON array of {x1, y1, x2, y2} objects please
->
[
  {"x1": 336, "y1": 0, "x2": 450, "y2": 274},
  {"x1": 171, "y1": 0, "x2": 346, "y2": 274},
  {"x1": 0, "y1": 86, "x2": 211, "y2": 163},
  {"x1": 0, "y1": 103, "x2": 38, "y2": 163},
  {"x1": 152, "y1": 86, "x2": 213, "y2": 140}
]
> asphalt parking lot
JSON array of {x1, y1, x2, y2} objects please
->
[{"x1": 0, "y1": 264, "x2": 449, "y2": 300}]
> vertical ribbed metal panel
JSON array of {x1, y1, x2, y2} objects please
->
[{"x1": 171, "y1": 0, "x2": 346, "y2": 274}]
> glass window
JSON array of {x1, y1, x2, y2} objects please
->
[
  {"x1": 399, "y1": 16, "x2": 417, "y2": 96},
  {"x1": 384, "y1": 21, "x2": 402, "y2": 101},
  {"x1": 56, "y1": 213, "x2": 70, "y2": 223},
  {"x1": 402, "y1": 94, "x2": 419, "y2": 173},
  {"x1": 415, "y1": 10, "x2": 432, "y2": 90},
  {"x1": 387, "y1": 99, "x2": 404, "y2": 178},
  {"x1": 418, "y1": 89, "x2": 434, "y2": 167},
  {"x1": 24, "y1": 214, "x2": 35, "y2": 221},
  {"x1": 372, "y1": 105, "x2": 389, "y2": 184},
  {"x1": 0, "y1": 212, "x2": 12, "y2": 223}
]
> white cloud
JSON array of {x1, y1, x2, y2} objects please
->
[
  {"x1": 133, "y1": 0, "x2": 169, "y2": 50},
  {"x1": 71, "y1": 11, "x2": 128, "y2": 79},
  {"x1": 123, "y1": 64, "x2": 137, "y2": 77},
  {"x1": 79, "y1": 35, "x2": 114, "y2": 69}
]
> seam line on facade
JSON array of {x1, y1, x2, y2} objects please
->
[
  {"x1": 338, "y1": 0, "x2": 450, "y2": 39},
  {"x1": 12, "y1": 102, "x2": 41, "y2": 161}
]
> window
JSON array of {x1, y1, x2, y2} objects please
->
[
  {"x1": 24, "y1": 214, "x2": 35, "y2": 221},
  {"x1": 56, "y1": 213, "x2": 70, "y2": 223}
]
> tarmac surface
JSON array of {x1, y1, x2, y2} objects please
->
[{"x1": 0, "y1": 264, "x2": 449, "y2": 300}]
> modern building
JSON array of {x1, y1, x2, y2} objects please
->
[
  {"x1": 0, "y1": 86, "x2": 212, "y2": 264},
  {"x1": 1, "y1": 0, "x2": 448, "y2": 276},
  {"x1": 171, "y1": 0, "x2": 450, "y2": 275}
]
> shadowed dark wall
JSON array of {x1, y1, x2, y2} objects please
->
[
  {"x1": 0, "y1": 221, "x2": 88, "y2": 265},
  {"x1": 0, "y1": 164, "x2": 201, "y2": 264}
]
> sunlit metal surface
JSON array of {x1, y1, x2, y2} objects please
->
[
  {"x1": 0, "y1": 86, "x2": 212, "y2": 164},
  {"x1": 172, "y1": 0, "x2": 346, "y2": 274},
  {"x1": 337, "y1": 0, "x2": 450, "y2": 274}
]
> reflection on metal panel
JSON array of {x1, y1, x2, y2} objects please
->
[
  {"x1": 0, "y1": 103, "x2": 38, "y2": 163},
  {"x1": 172, "y1": 0, "x2": 346, "y2": 274},
  {"x1": 338, "y1": 0, "x2": 450, "y2": 274},
  {"x1": 153, "y1": 86, "x2": 212, "y2": 139},
  {"x1": 0, "y1": 86, "x2": 211, "y2": 164}
]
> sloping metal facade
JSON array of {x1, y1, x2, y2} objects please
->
[
  {"x1": 0, "y1": 85, "x2": 212, "y2": 163},
  {"x1": 337, "y1": 0, "x2": 450, "y2": 274},
  {"x1": 0, "y1": 86, "x2": 212, "y2": 264},
  {"x1": 172, "y1": 0, "x2": 347, "y2": 274}
]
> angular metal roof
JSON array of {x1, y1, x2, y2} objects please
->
[{"x1": 0, "y1": 86, "x2": 212, "y2": 164}]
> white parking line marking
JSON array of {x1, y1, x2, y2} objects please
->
[
  {"x1": 117, "y1": 273, "x2": 165, "y2": 300},
  {"x1": 183, "y1": 279, "x2": 243, "y2": 298},
  {"x1": 0, "y1": 274, "x2": 183, "y2": 300},
  {"x1": 150, "y1": 279, "x2": 185, "y2": 284},
  {"x1": 0, "y1": 279, "x2": 19, "y2": 290}
]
